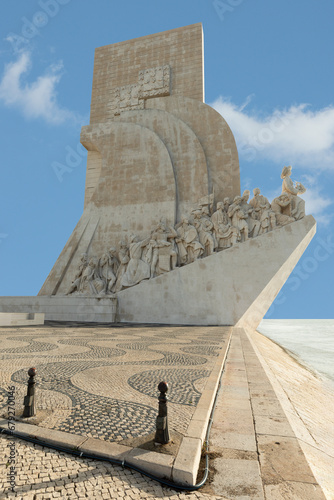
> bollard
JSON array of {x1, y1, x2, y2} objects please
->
[
  {"x1": 155, "y1": 381, "x2": 170, "y2": 445},
  {"x1": 22, "y1": 367, "x2": 36, "y2": 418}
]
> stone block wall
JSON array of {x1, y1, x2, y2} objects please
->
[{"x1": 89, "y1": 23, "x2": 204, "y2": 124}]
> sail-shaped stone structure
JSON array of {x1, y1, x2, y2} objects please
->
[{"x1": 0, "y1": 24, "x2": 315, "y2": 327}]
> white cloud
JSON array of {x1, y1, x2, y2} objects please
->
[
  {"x1": 0, "y1": 52, "x2": 81, "y2": 125},
  {"x1": 302, "y1": 183, "x2": 333, "y2": 226},
  {"x1": 211, "y1": 96, "x2": 334, "y2": 171},
  {"x1": 211, "y1": 96, "x2": 334, "y2": 226}
]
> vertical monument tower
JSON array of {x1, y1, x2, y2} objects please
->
[
  {"x1": 29, "y1": 23, "x2": 315, "y2": 327},
  {"x1": 39, "y1": 24, "x2": 241, "y2": 297}
]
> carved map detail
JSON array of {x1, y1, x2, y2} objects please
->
[
  {"x1": 108, "y1": 65, "x2": 171, "y2": 116},
  {"x1": 138, "y1": 66, "x2": 171, "y2": 98}
]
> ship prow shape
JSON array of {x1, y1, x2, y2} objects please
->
[
  {"x1": 0, "y1": 25, "x2": 315, "y2": 327},
  {"x1": 116, "y1": 216, "x2": 316, "y2": 329}
]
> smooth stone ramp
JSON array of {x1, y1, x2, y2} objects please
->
[
  {"x1": 207, "y1": 328, "x2": 326, "y2": 499},
  {"x1": 116, "y1": 216, "x2": 316, "y2": 327},
  {"x1": 247, "y1": 327, "x2": 334, "y2": 500}
]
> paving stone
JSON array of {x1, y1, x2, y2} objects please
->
[
  {"x1": 264, "y1": 481, "x2": 326, "y2": 500},
  {"x1": 257, "y1": 434, "x2": 322, "y2": 485},
  {"x1": 0, "y1": 324, "x2": 327, "y2": 499},
  {"x1": 0, "y1": 325, "x2": 228, "y2": 443},
  {"x1": 0, "y1": 324, "x2": 230, "y2": 499}
]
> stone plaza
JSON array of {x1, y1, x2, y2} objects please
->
[{"x1": 1, "y1": 324, "x2": 331, "y2": 499}]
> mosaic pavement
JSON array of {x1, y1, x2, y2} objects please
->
[{"x1": 0, "y1": 324, "x2": 230, "y2": 444}]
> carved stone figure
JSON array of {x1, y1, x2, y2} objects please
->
[
  {"x1": 223, "y1": 197, "x2": 232, "y2": 218},
  {"x1": 114, "y1": 241, "x2": 130, "y2": 292},
  {"x1": 67, "y1": 253, "x2": 88, "y2": 294},
  {"x1": 240, "y1": 190, "x2": 261, "y2": 238},
  {"x1": 145, "y1": 220, "x2": 177, "y2": 277},
  {"x1": 249, "y1": 188, "x2": 276, "y2": 234},
  {"x1": 211, "y1": 202, "x2": 237, "y2": 249},
  {"x1": 198, "y1": 193, "x2": 214, "y2": 216},
  {"x1": 99, "y1": 247, "x2": 119, "y2": 294},
  {"x1": 66, "y1": 173, "x2": 307, "y2": 296},
  {"x1": 175, "y1": 217, "x2": 204, "y2": 265},
  {"x1": 228, "y1": 196, "x2": 249, "y2": 242},
  {"x1": 121, "y1": 234, "x2": 151, "y2": 288},
  {"x1": 79, "y1": 257, "x2": 105, "y2": 295},
  {"x1": 281, "y1": 165, "x2": 306, "y2": 220},
  {"x1": 271, "y1": 194, "x2": 295, "y2": 226},
  {"x1": 192, "y1": 210, "x2": 216, "y2": 257}
]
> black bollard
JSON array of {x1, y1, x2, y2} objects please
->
[
  {"x1": 155, "y1": 381, "x2": 170, "y2": 445},
  {"x1": 22, "y1": 367, "x2": 36, "y2": 418}
]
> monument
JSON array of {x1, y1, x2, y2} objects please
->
[{"x1": 0, "y1": 24, "x2": 316, "y2": 327}]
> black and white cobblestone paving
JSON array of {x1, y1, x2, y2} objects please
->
[{"x1": 0, "y1": 325, "x2": 230, "y2": 444}]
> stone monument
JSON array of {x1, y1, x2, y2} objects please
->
[{"x1": 0, "y1": 24, "x2": 316, "y2": 327}]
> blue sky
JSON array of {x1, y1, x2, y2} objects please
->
[{"x1": 0, "y1": 0, "x2": 333, "y2": 319}]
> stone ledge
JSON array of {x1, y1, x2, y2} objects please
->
[{"x1": 0, "y1": 313, "x2": 44, "y2": 326}]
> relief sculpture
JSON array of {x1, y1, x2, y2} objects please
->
[
  {"x1": 108, "y1": 65, "x2": 171, "y2": 115},
  {"x1": 120, "y1": 235, "x2": 150, "y2": 288},
  {"x1": 281, "y1": 165, "x2": 306, "y2": 220},
  {"x1": 67, "y1": 166, "x2": 307, "y2": 296}
]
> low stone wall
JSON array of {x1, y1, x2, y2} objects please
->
[
  {"x1": 0, "y1": 312, "x2": 45, "y2": 326},
  {"x1": 0, "y1": 296, "x2": 117, "y2": 323}
]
